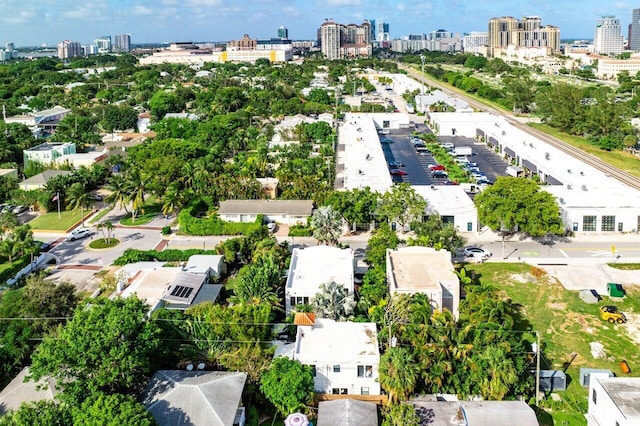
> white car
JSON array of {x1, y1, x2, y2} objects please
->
[
  {"x1": 463, "y1": 246, "x2": 492, "y2": 259},
  {"x1": 266, "y1": 222, "x2": 277, "y2": 233},
  {"x1": 67, "y1": 228, "x2": 92, "y2": 241},
  {"x1": 12, "y1": 205, "x2": 27, "y2": 214}
]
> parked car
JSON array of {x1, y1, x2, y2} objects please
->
[
  {"x1": 428, "y1": 164, "x2": 446, "y2": 171},
  {"x1": 378, "y1": 130, "x2": 390, "y2": 135},
  {"x1": 66, "y1": 228, "x2": 92, "y2": 241},
  {"x1": 431, "y1": 171, "x2": 448, "y2": 179},
  {"x1": 380, "y1": 138, "x2": 394, "y2": 144},
  {"x1": 390, "y1": 169, "x2": 408, "y2": 176},
  {"x1": 463, "y1": 246, "x2": 492, "y2": 259},
  {"x1": 440, "y1": 142, "x2": 454, "y2": 149},
  {"x1": 413, "y1": 141, "x2": 426, "y2": 148},
  {"x1": 476, "y1": 178, "x2": 494, "y2": 185},
  {"x1": 1, "y1": 204, "x2": 15, "y2": 214},
  {"x1": 388, "y1": 161, "x2": 404, "y2": 168},
  {"x1": 36, "y1": 241, "x2": 52, "y2": 252},
  {"x1": 12, "y1": 205, "x2": 27, "y2": 214},
  {"x1": 88, "y1": 193, "x2": 103, "y2": 201}
]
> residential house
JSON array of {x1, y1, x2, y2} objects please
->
[
  {"x1": 23, "y1": 142, "x2": 76, "y2": 167},
  {"x1": 0, "y1": 168, "x2": 18, "y2": 180},
  {"x1": 276, "y1": 315, "x2": 381, "y2": 396},
  {"x1": 386, "y1": 246, "x2": 460, "y2": 319},
  {"x1": 0, "y1": 367, "x2": 59, "y2": 414},
  {"x1": 163, "y1": 112, "x2": 200, "y2": 121},
  {"x1": 182, "y1": 254, "x2": 226, "y2": 281},
  {"x1": 317, "y1": 399, "x2": 378, "y2": 426},
  {"x1": 141, "y1": 370, "x2": 247, "y2": 426},
  {"x1": 117, "y1": 262, "x2": 222, "y2": 312},
  {"x1": 4, "y1": 106, "x2": 70, "y2": 137},
  {"x1": 285, "y1": 245, "x2": 354, "y2": 314},
  {"x1": 218, "y1": 199, "x2": 313, "y2": 226},
  {"x1": 52, "y1": 150, "x2": 108, "y2": 169},
  {"x1": 587, "y1": 376, "x2": 640, "y2": 426},
  {"x1": 19, "y1": 170, "x2": 72, "y2": 191},
  {"x1": 409, "y1": 397, "x2": 538, "y2": 425}
]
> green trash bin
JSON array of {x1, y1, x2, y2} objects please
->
[{"x1": 608, "y1": 283, "x2": 625, "y2": 298}]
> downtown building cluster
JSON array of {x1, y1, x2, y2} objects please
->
[{"x1": 57, "y1": 34, "x2": 131, "y2": 59}]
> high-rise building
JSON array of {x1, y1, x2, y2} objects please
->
[
  {"x1": 94, "y1": 36, "x2": 112, "y2": 54},
  {"x1": 278, "y1": 26, "x2": 288, "y2": 39},
  {"x1": 463, "y1": 32, "x2": 489, "y2": 54},
  {"x1": 57, "y1": 40, "x2": 82, "y2": 59},
  {"x1": 320, "y1": 19, "x2": 342, "y2": 60},
  {"x1": 114, "y1": 34, "x2": 131, "y2": 52},
  {"x1": 5, "y1": 42, "x2": 14, "y2": 51},
  {"x1": 319, "y1": 19, "x2": 372, "y2": 59},
  {"x1": 488, "y1": 16, "x2": 559, "y2": 57},
  {"x1": 594, "y1": 16, "x2": 624, "y2": 55},
  {"x1": 629, "y1": 9, "x2": 640, "y2": 51},
  {"x1": 377, "y1": 21, "x2": 390, "y2": 42},
  {"x1": 369, "y1": 19, "x2": 376, "y2": 43}
]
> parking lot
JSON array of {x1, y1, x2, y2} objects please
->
[{"x1": 380, "y1": 129, "x2": 510, "y2": 186}]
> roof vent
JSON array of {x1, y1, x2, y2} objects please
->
[
  {"x1": 567, "y1": 169, "x2": 571, "y2": 173},
  {"x1": 559, "y1": 198, "x2": 564, "y2": 204},
  {"x1": 582, "y1": 185, "x2": 587, "y2": 191},
  {"x1": 545, "y1": 152, "x2": 550, "y2": 160},
  {"x1": 567, "y1": 184, "x2": 572, "y2": 190}
]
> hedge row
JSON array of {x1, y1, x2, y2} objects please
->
[
  {"x1": 113, "y1": 248, "x2": 218, "y2": 266},
  {"x1": 178, "y1": 207, "x2": 263, "y2": 236},
  {"x1": 288, "y1": 224, "x2": 313, "y2": 237}
]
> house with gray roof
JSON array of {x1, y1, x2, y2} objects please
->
[
  {"x1": 19, "y1": 170, "x2": 72, "y2": 190},
  {"x1": 317, "y1": 399, "x2": 378, "y2": 426},
  {"x1": 0, "y1": 367, "x2": 59, "y2": 415},
  {"x1": 141, "y1": 370, "x2": 247, "y2": 426},
  {"x1": 218, "y1": 199, "x2": 314, "y2": 225}
]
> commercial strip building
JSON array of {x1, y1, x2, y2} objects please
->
[{"x1": 428, "y1": 112, "x2": 640, "y2": 233}]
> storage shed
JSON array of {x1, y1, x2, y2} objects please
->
[{"x1": 539, "y1": 370, "x2": 567, "y2": 392}]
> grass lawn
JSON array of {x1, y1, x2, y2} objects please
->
[
  {"x1": 88, "y1": 238, "x2": 120, "y2": 249},
  {"x1": 120, "y1": 201, "x2": 162, "y2": 226},
  {"x1": 89, "y1": 206, "x2": 113, "y2": 224},
  {"x1": 29, "y1": 210, "x2": 88, "y2": 231},
  {"x1": 464, "y1": 262, "x2": 640, "y2": 425},
  {"x1": 528, "y1": 123, "x2": 640, "y2": 178}
]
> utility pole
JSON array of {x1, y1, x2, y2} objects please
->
[
  {"x1": 420, "y1": 54, "x2": 425, "y2": 95},
  {"x1": 535, "y1": 330, "x2": 541, "y2": 407}
]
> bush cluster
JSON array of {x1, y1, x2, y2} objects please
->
[
  {"x1": 288, "y1": 224, "x2": 312, "y2": 237},
  {"x1": 178, "y1": 207, "x2": 262, "y2": 236},
  {"x1": 113, "y1": 248, "x2": 217, "y2": 265}
]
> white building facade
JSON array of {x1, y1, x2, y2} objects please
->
[
  {"x1": 594, "y1": 16, "x2": 624, "y2": 55},
  {"x1": 587, "y1": 376, "x2": 640, "y2": 425}
]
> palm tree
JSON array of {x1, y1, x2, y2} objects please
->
[
  {"x1": 478, "y1": 345, "x2": 518, "y2": 400},
  {"x1": 379, "y1": 347, "x2": 419, "y2": 404},
  {"x1": 65, "y1": 182, "x2": 92, "y2": 227},
  {"x1": 229, "y1": 256, "x2": 282, "y2": 306},
  {"x1": 161, "y1": 184, "x2": 184, "y2": 220},
  {"x1": 124, "y1": 169, "x2": 146, "y2": 222},
  {"x1": 106, "y1": 173, "x2": 129, "y2": 213},
  {"x1": 103, "y1": 221, "x2": 115, "y2": 243},
  {"x1": 312, "y1": 281, "x2": 356, "y2": 321},
  {"x1": 0, "y1": 238, "x2": 20, "y2": 263},
  {"x1": 311, "y1": 205, "x2": 342, "y2": 245}
]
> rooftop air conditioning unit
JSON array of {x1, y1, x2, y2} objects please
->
[
  {"x1": 567, "y1": 185, "x2": 572, "y2": 190},
  {"x1": 559, "y1": 198, "x2": 565, "y2": 204},
  {"x1": 582, "y1": 185, "x2": 587, "y2": 191},
  {"x1": 545, "y1": 153, "x2": 550, "y2": 160},
  {"x1": 567, "y1": 169, "x2": 571, "y2": 173}
]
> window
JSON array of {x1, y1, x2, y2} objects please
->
[
  {"x1": 357, "y1": 365, "x2": 373, "y2": 378},
  {"x1": 467, "y1": 222, "x2": 473, "y2": 231},
  {"x1": 592, "y1": 389, "x2": 597, "y2": 404},
  {"x1": 601, "y1": 215, "x2": 615, "y2": 232},
  {"x1": 341, "y1": 388, "x2": 348, "y2": 395},
  {"x1": 333, "y1": 365, "x2": 341, "y2": 373},
  {"x1": 332, "y1": 388, "x2": 347, "y2": 394},
  {"x1": 583, "y1": 216, "x2": 596, "y2": 232},
  {"x1": 361, "y1": 387, "x2": 369, "y2": 395},
  {"x1": 310, "y1": 365, "x2": 316, "y2": 377},
  {"x1": 289, "y1": 297, "x2": 296, "y2": 307}
]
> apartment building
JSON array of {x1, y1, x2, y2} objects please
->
[
  {"x1": 594, "y1": 16, "x2": 625, "y2": 55},
  {"x1": 488, "y1": 16, "x2": 559, "y2": 57},
  {"x1": 57, "y1": 40, "x2": 82, "y2": 59},
  {"x1": 114, "y1": 34, "x2": 131, "y2": 52},
  {"x1": 319, "y1": 19, "x2": 372, "y2": 60}
]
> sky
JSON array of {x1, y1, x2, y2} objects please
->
[{"x1": 0, "y1": 0, "x2": 636, "y2": 47}]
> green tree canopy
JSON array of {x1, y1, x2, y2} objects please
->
[
  {"x1": 377, "y1": 183, "x2": 427, "y2": 232},
  {"x1": 71, "y1": 392, "x2": 157, "y2": 426},
  {"x1": 473, "y1": 177, "x2": 564, "y2": 237},
  {"x1": 260, "y1": 357, "x2": 315, "y2": 416},
  {"x1": 28, "y1": 297, "x2": 162, "y2": 399}
]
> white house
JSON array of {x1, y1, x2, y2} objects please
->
[
  {"x1": 276, "y1": 314, "x2": 380, "y2": 396},
  {"x1": 587, "y1": 376, "x2": 640, "y2": 426},
  {"x1": 23, "y1": 142, "x2": 76, "y2": 166},
  {"x1": 386, "y1": 246, "x2": 460, "y2": 319},
  {"x1": 413, "y1": 185, "x2": 478, "y2": 233},
  {"x1": 183, "y1": 255, "x2": 226, "y2": 281},
  {"x1": 218, "y1": 199, "x2": 313, "y2": 226},
  {"x1": 285, "y1": 245, "x2": 354, "y2": 314}
]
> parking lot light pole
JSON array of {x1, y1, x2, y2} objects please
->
[{"x1": 420, "y1": 55, "x2": 425, "y2": 95}]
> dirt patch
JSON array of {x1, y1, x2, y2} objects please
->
[
  {"x1": 623, "y1": 313, "x2": 640, "y2": 347},
  {"x1": 547, "y1": 302, "x2": 567, "y2": 310},
  {"x1": 510, "y1": 273, "x2": 536, "y2": 284}
]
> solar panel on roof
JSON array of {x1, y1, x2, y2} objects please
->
[{"x1": 170, "y1": 286, "x2": 193, "y2": 299}]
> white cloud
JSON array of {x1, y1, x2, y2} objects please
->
[
  {"x1": 325, "y1": 0, "x2": 362, "y2": 5},
  {"x1": 132, "y1": 5, "x2": 154, "y2": 16},
  {"x1": 187, "y1": 0, "x2": 222, "y2": 6},
  {"x1": 2, "y1": 10, "x2": 37, "y2": 24},
  {"x1": 396, "y1": 3, "x2": 406, "y2": 12}
]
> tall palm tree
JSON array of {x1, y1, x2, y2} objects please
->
[
  {"x1": 124, "y1": 169, "x2": 146, "y2": 222},
  {"x1": 65, "y1": 182, "x2": 92, "y2": 227},
  {"x1": 161, "y1": 184, "x2": 184, "y2": 220},
  {"x1": 106, "y1": 173, "x2": 129, "y2": 213},
  {"x1": 311, "y1": 205, "x2": 342, "y2": 246},
  {"x1": 478, "y1": 345, "x2": 518, "y2": 400},
  {"x1": 312, "y1": 281, "x2": 356, "y2": 321},
  {"x1": 379, "y1": 347, "x2": 419, "y2": 404}
]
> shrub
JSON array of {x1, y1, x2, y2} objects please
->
[
  {"x1": 161, "y1": 226, "x2": 171, "y2": 235},
  {"x1": 113, "y1": 248, "x2": 217, "y2": 265},
  {"x1": 288, "y1": 224, "x2": 312, "y2": 237},
  {"x1": 178, "y1": 207, "x2": 262, "y2": 236}
]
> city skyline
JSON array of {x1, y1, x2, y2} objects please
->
[{"x1": 0, "y1": 0, "x2": 635, "y2": 47}]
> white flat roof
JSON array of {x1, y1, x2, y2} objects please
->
[
  {"x1": 412, "y1": 185, "x2": 477, "y2": 216},
  {"x1": 341, "y1": 113, "x2": 393, "y2": 193},
  {"x1": 596, "y1": 377, "x2": 640, "y2": 421},
  {"x1": 387, "y1": 247, "x2": 457, "y2": 292},
  {"x1": 119, "y1": 266, "x2": 181, "y2": 309},
  {"x1": 287, "y1": 245, "x2": 354, "y2": 292},
  {"x1": 296, "y1": 318, "x2": 379, "y2": 364}
]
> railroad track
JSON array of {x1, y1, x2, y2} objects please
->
[{"x1": 399, "y1": 63, "x2": 640, "y2": 191}]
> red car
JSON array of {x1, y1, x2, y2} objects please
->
[
  {"x1": 428, "y1": 164, "x2": 446, "y2": 171},
  {"x1": 390, "y1": 169, "x2": 407, "y2": 176}
]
